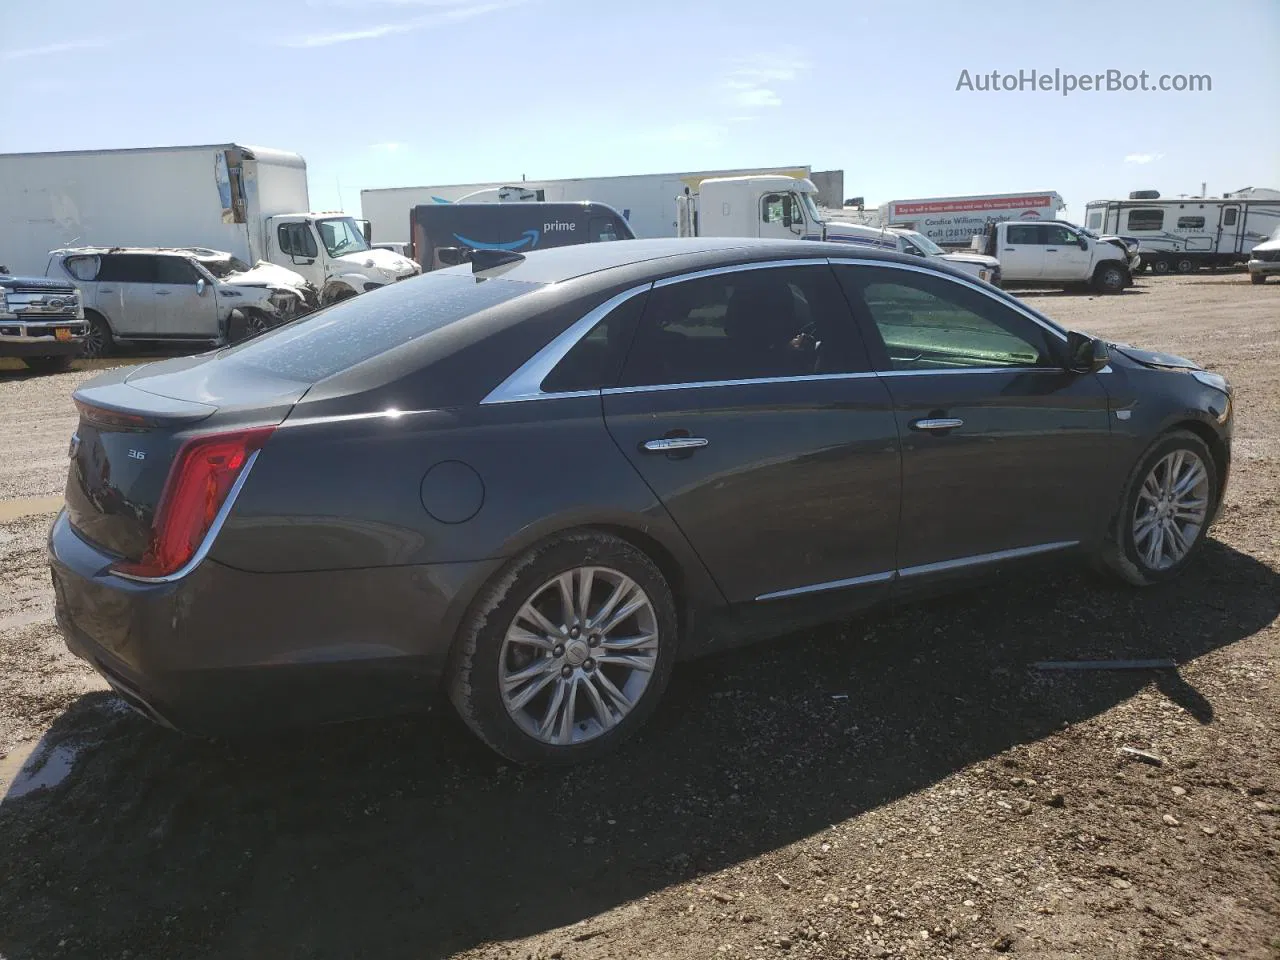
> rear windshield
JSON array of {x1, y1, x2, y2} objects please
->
[{"x1": 218, "y1": 272, "x2": 540, "y2": 383}]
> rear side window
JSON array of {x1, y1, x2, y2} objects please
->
[
  {"x1": 541, "y1": 291, "x2": 648, "y2": 393},
  {"x1": 63, "y1": 255, "x2": 100, "y2": 281},
  {"x1": 221, "y1": 273, "x2": 539, "y2": 383},
  {"x1": 97, "y1": 255, "x2": 155, "y2": 283},
  {"x1": 617, "y1": 265, "x2": 867, "y2": 388},
  {"x1": 1005, "y1": 224, "x2": 1042, "y2": 244},
  {"x1": 1127, "y1": 209, "x2": 1164, "y2": 230}
]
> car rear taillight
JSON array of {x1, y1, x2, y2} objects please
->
[{"x1": 111, "y1": 426, "x2": 275, "y2": 580}]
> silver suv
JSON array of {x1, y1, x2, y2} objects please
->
[{"x1": 46, "y1": 247, "x2": 315, "y2": 357}]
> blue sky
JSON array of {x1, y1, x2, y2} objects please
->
[{"x1": 2, "y1": 0, "x2": 1277, "y2": 219}]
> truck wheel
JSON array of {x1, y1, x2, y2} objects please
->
[
  {"x1": 1175, "y1": 257, "x2": 1196, "y2": 274},
  {"x1": 1152, "y1": 259, "x2": 1171, "y2": 274},
  {"x1": 21, "y1": 355, "x2": 74, "y2": 374},
  {"x1": 81, "y1": 311, "x2": 114, "y2": 358},
  {"x1": 1092, "y1": 263, "x2": 1129, "y2": 294},
  {"x1": 1251, "y1": 273, "x2": 1268, "y2": 284}
]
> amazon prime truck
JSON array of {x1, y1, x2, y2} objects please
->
[
  {"x1": 409, "y1": 201, "x2": 635, "y2": 271},
  {"x1": 0, "y1": 143, "x2": 419, "y2": 305}
]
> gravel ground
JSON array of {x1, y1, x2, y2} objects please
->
[{"x1": 0, "y1": 273, "x2": 1276, "y2": 960}]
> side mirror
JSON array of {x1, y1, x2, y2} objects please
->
[
  {"x1": 196, "y1": 278, "x2": 207, "y2": 296},
  {"x1": 1067, "y1": 330, "x2": 1109, "y2": 374},
  {"x1": 1078, "y1": 236, "x2": 1089, "y2": 250},
  {"x1": 436, "y1": 246, "x2": 470, "y2": 267}
]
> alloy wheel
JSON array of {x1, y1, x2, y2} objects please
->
[
  {"x1": 82, "y1": 319, "x2": 107, "y2": 358},
  {"x1": 499, "y1": 565, "x2": 659, "y2": 746},
  {"x1": 1132, "y1": 450, "x2": 1210, "y2": 571}
]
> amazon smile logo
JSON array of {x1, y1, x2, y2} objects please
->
[{"x1": 452, "y1": 229, "x2": 540, "y2": 251}]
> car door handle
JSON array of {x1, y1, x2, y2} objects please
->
[
  {"x1": 642, "y1": 437, "x2": 709, "y2": 452},
  {"x1": 154, "y1": 290, "x2": 172, "y2": 295},
  {"x1": 1046, "y1": 248, "x2": 1059, "y2": 252},
  {"x1": 910, "y1": 418, "x2": 964, "y2": 431},
  {"x1": 98, "y1": 287, "x2": 114, "y2": 293}
]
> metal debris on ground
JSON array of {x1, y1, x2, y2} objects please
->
[
  {"x1": 1119, "y1": 747, "x2": 1166, "y2": 766},
  {"x1": 1034, "y1": 659, "x2": 1178, "y2": 671}
]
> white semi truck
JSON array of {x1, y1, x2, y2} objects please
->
[
  {"x1": 675, "y1": 176, "x2": 1001, "y2": 282},
  {"x1": 0, "y1": 143, "x2": 419, "y2": 305}
]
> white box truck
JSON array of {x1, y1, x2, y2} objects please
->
[
  {"x1": 880, "y1": 192, "x2": 1066, "y2": 248},
  {"x1": 360, "y1": 165, "x2": 817, "y2": 243},
  {"x1": 0, "y1": 143, "x2": 418, "y2": 305},
  {"x1": 674, "y1": 176, "x2": 1002, "y2": 282}
]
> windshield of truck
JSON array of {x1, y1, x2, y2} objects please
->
[
  {"x1": 903, "y1": 231, "x2": 945, "y2": 256},
  {"x1": 800, "y1": 192, "x2": 824, "y2": 224},
  {"x1": 318, "y1": 218, "x2": 371, "y2": 258}
]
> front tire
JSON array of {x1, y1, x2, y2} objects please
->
[
  {"x1": 1093, "y1": 262, "x2": 1129, "y2": 294},
  {"x1": 1152, "y1": 258, "x2": 1171, "y2": 275},
  {"x1": 1096, "y1": 430, "x2": 1219, "y2": 586},
  {"x1": 1175, "y1": 257, "x2": 1196, "y2": 274},
  {"x1": 448, "y1": 531, "x2": 678, "y2": 765}
]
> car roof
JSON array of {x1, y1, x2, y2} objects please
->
[
  {"x1": 50, "y1": 246, "x2": 231, "y2": 259},
  {"x1": 430, "y1": 237, "x2": 921, "y2": 286}
]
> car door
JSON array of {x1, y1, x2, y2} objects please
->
[
  {"x1": 600, "y1": 261, "x2": 901, "y2": 607},
  {"x1": 999, "y1": 223, "x2": 1047, "y2": 279},
  {"x1": 152, "y1": 256, "x2": 220, "y2": 337},
  {"x1": 1042, "y1": 223, "x2": 1091, "y2": 280},
  {"x1": 832, "y1": 261, "x2": 1115, "y2": 579},
  {"x1": 94, "y1": 254, "x2": 156, "y2": 336}
]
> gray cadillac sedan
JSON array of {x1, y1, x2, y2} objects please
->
[{"x1": 49, "y1": 239, "x2": 1233, "y2": 764}]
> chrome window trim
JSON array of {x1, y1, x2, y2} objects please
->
[
  {"x1": 602, "y1": 370, "x2": 878, "y2": 396},
  {"x1": 480, "y1": 282, "x2": 653, "y2": 405},
  {"x1": 826, "y1": 256, "x2": 1070, "y2": 344},
  {"x1": 111, "y1": 450, "x2": 262, "y2": 584},
  {"x1": 754, "y1": 540, "x2": 1079, "y2": 602},
  {"x1": 651, "y1": 257, "x2": 831, "y2": 288}
]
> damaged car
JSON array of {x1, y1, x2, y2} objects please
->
[{"x1": 47, "y1": 247, "x2": 312, "y2": 358}]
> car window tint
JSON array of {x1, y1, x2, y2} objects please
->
[
  {"x1": 1005, "y1": 224, "x2": 1042, "y2": 245},
  {"x1": 1044, "y1": 225, "x2": 1075, "y2": 245},
  {"x1": 154, "y1": 257, "x2": 198, "y2": 284},
  {"x1": 837, "y1": 266, "x2": 1053, "y2": 372},
  {"x1": 220, "y1": 273, "x2": 539, "y2": 383},
  {"x1": 617, "y1": 265, "x2": 867, "y2": 388},
  {"x1": 97, "y1": 254, "x2": 155, "y2": 283},
  {"x1": 541, "y1": 291, "x2": 648, "y2": 393}
]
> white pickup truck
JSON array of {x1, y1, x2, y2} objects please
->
[{"x1": 975, "y1": 219, "x2": 1141, "y2": 293}]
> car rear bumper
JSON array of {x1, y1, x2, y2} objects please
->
[{"x1": 47, "y1": 509, "x2": 501, "y2": 733}]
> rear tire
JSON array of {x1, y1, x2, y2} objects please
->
[
  {"x1": 1152, "y1": 258, "x2": 1171, "y2": 274},
  {"x1": 1175, "y1": 257, "x2": 1196, "y2": 274},
  {"x1": 81, "y1": 311, "x2": 114, "y2": 358},
  {"x1": 1095, "y1": 430, "x2": 1219, "y2": 587},
  {"x1": 20, "y1": 355, "x2": 74, "y2": 374},
  {"x1": 448, "y1": 531, "x2": 678, "y2": 765}
]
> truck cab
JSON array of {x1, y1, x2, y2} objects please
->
[
  {"x1": 978, "y1": 219, "x2": 1140, "y2": 294},
  {"x1": 265, "y1": 214, "x2": 420, "y2": 304}
]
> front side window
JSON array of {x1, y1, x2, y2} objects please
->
[
  {"x1": 278, "y1": 223, "x2": 318, "y2": 259},
  {"x1": 153, "y1": 257, "x2": 200, "y2": 285},
  {"x1": 1127, "y1": 209, "x2": 1165, "y2": 231},
  {"x1": 317, "y1": 218, "x2": 370, "y2": 257},
  {"x1": 1005, "y1": 224, "x2": 1042, "y2": 245},
  {"x1": 617, "y1": 265, "x2": 866, "y2": 388},
  {"x1": 761, "y1": 193, "x2": 802, "y2": 225},
  {"x1": 1044, "y1": 225, "x2": 1078, "y2": 245},
  {"x1": 587, "y1": 216, "x2": 620, "y2": 243},
  {"x1": 837, "y1": 265, "x2": 1054, "y2": 372}
]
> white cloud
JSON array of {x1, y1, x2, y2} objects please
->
[
  {"x1": 282, "y1": 0, "x2": 524, "y2": 47},
  {"x1": 1124, "y1": 152, "x2": 1165, "y2": 165},
  {"x1": 716, "y1": 52, "x2": 810, "y2": 113},
  {"x1": 1, "y1": 37, "x2": 113, "y2": 62}
]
